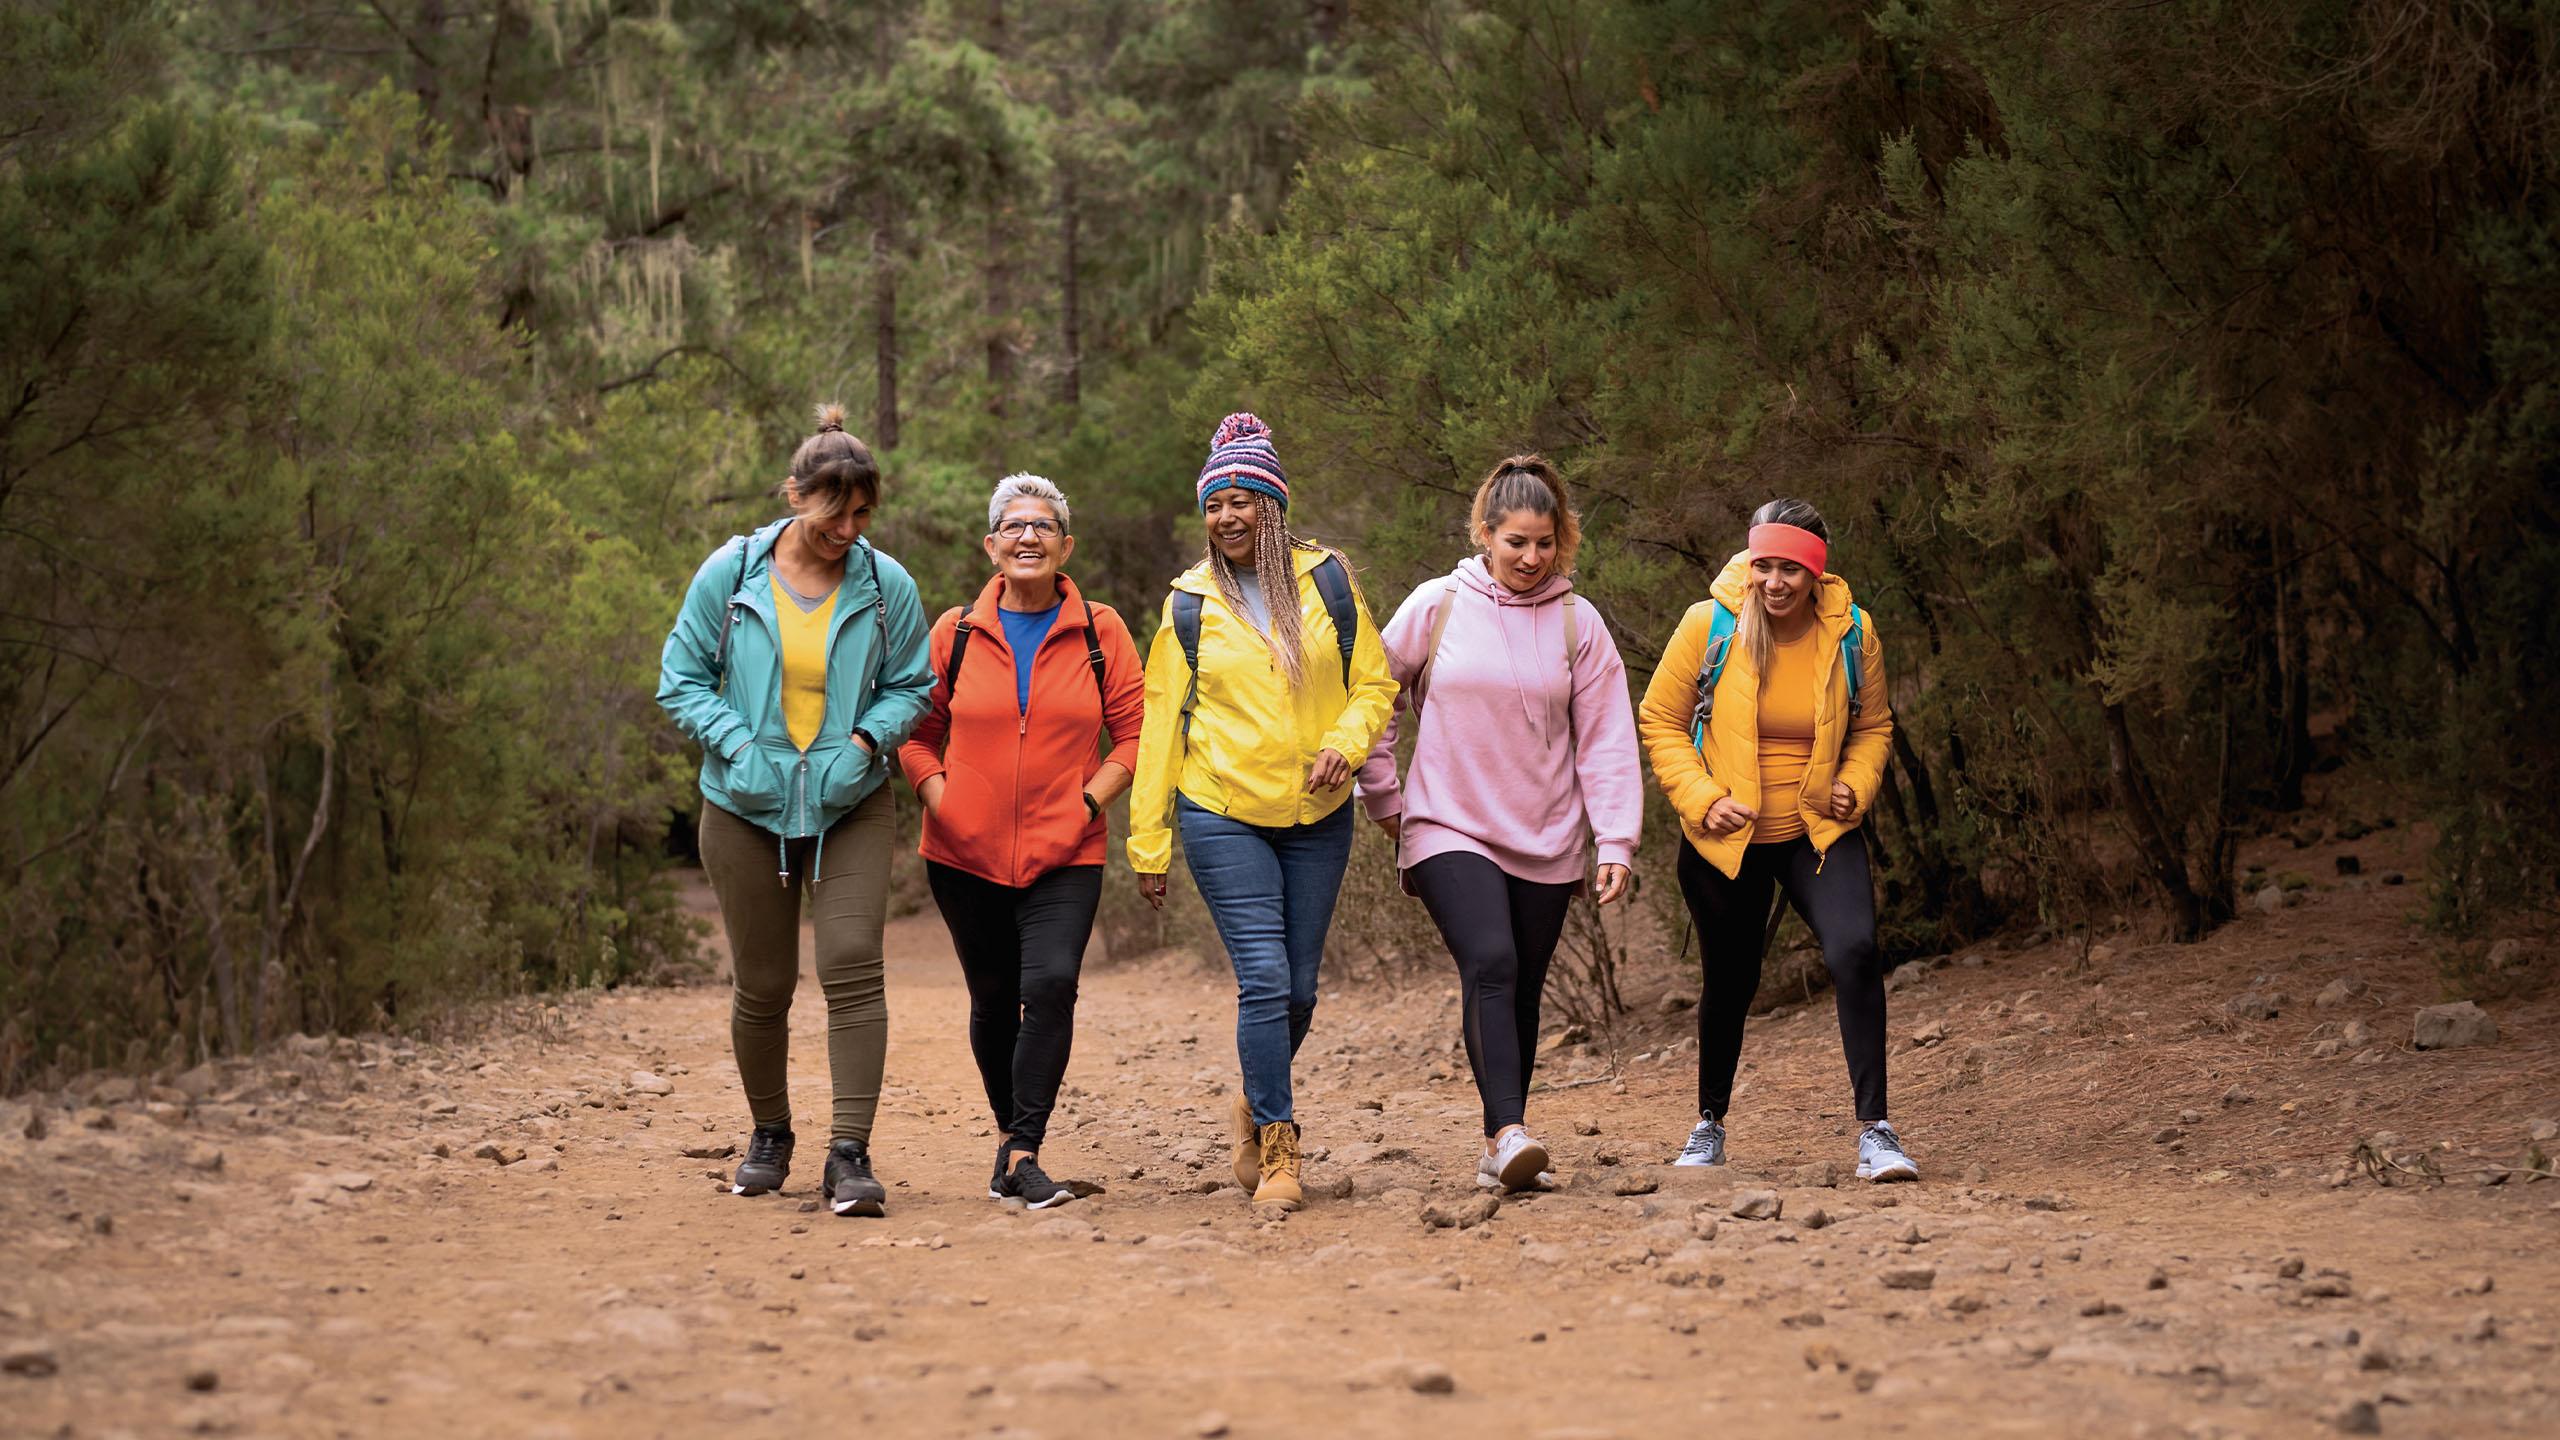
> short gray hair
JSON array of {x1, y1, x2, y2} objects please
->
[{"x1": 987, "y1": 472, "x2": 1070, "y2": 534}]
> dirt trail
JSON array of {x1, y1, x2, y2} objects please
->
[{"x1": 5, "y1": 858, "x2": 2558, "y2": 1439}]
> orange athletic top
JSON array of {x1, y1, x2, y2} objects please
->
[{"x1": 1753, "y1": 626, "x2": 1823, "y2": 843}]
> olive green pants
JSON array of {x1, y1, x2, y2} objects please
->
[{"x1": 698, "y1": 786, "x2": 895, "y2": 1145}]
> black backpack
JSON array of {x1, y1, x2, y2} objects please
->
[{"x1": 1169, "y1": 552, "x2": 1357, "y2": 749}]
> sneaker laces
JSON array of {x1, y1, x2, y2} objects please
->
[
  {"x1": 1863, "y1": 1122, "x2": 1907, "y2": 1158},
  {"x1": 1680, "y1": 1115, "x2": 1724, "y2": 1160},
  {"x1": 1011, "y1": 1155, "x2": 1056, "y2": 1192},
  {"x1": 745, "y1": 1127, "x2": 790, "y2": 1167}
]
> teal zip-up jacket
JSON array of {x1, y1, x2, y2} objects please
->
[{"x1": 658, "y1": 518, "x2": 934, "y2": 878}]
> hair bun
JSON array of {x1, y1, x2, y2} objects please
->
[
  {"x1": 1210, "y1": 412, "x2": 1269, "y2": 449},
  {"x1": 812, "y1": 401, "x2": 848, "y2": 434}
]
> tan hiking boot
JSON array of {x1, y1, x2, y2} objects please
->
[
  {"x1": 1252, "y1": 1120, "x2": 1304, "y2": 1211},
  {"x1": 1230, "y1": 1092, "x2": 1260, "y2": 1190}
]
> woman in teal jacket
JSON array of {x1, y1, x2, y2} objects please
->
[{"x1": 657, "y1": 404, "x2": 934, "y2": 1217}]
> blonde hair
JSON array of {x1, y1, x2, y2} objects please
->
[
  {"x1": 1469, "y1": 454, "x2": 1581, "y2": 573},
  {"x1": 1737, "y1": 496, "x2": 1830, "y2": 680},
  {"x1": 779, "y1": 403, "x2": 880, "y2": 521},
  {"x1": 1205, "y1": 495, "x2": 1325, "y2": 689}
]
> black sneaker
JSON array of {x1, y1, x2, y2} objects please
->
[
  {"x1": 731, "y1": 1125, "x2": 793, "y2": 1196},
  {"x1": 994, "y1": 1152, "x2": 1074, "y2": 1210},
  {"x1": 823, "y1": 1139, "x2": 886, "y2": 1217}
]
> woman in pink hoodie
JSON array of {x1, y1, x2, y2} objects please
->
[{"x1": 1357, "y1": 455, "x2": 1643, "y2": 1192}]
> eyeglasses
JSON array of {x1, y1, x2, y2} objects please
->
[{"x1": 995, "y1": 519, "x2": 1063, "y2": 540}]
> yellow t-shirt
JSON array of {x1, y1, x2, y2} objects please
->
[
  {"x1": 773, "y1": 574, "x2": 838, "y2": 752},
  {"x1": 1754, "y1": 625, "x2": 1823, "y2": 843}
]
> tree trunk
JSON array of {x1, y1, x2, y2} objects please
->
[
  {"x1": 2096, "y1": 691, "x2": 2206, "y2": 940},
  {"x1": 981, "y1": 0, "x2": 1017, "y2": 418},
  {"x1": 1057, "y1": 164, "x2": 1081, "y2": 409},
  {"x1": 872, "y1": 196, "x2": 899, "y2": 450},
  {"x1": 2271, "y1": 524, "x2": 2311, "y2": 811}
]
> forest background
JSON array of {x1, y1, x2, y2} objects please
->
[{"x1": 3, "y1": 0, "x2": 2552, "y2": 1091}]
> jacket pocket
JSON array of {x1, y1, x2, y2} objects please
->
[
  {"x1": 815, "y1": 742, "x2": 877, "y2": 812},
  {"x1": 715, "y1": 746, "x2": 786, "y2": 814}
]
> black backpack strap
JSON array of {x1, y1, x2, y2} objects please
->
[
  {"x1": 1308, "y1": 553, "x2": 1357, "y2": 687},
  {"x1": 1172, "y1": 590, "x2": 1205, "y2": 748},
  {"x1": 940, "y1": 607, "x2": 974, "y2": 698},
  {"x1": 1083, "y1": 618, "x2": 1106, "y2": 697},
  {"x1": 712, "y1": 533, "x2": 750, "y2": 689}
]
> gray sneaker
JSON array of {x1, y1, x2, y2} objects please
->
[
  {"x1": 1673, "y1": 1113, "x2": 1726, "y2": 1167},
  {"x1": 1856, "y1": 1121, "x2": 1919, "y2": 1182},
  {"x1": 729, "y1": 1125, "x2": 793, "y2": 1196},
  {"x1": 823, "y1": 1139, "x2": 887, "y2": 1216}
]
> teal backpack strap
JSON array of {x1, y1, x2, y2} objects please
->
[
  {"x1": 1308, "y1": 553, "x2": 1357, "y2": 687},
  {"x1": 1688, "y1": 600, "x2": 1739, "y2": 750},
  {"x1": 1172, "y1": 590, "x2": 1205, "y2": 749},
  {"x1": 1841, "y1": 604, "x2": 1866, "y2": 717}
]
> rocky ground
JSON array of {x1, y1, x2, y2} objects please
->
[{"x1": 3, "y1": 817, "x2": 2555, "y2": 1439}]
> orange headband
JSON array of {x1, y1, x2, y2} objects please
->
[{"x1": 1749, "y1": 522, "x2": 1827, "y2": 576}]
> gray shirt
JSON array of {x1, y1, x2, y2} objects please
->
[{"x1": 1229, "y1": 564, "x2": 1272, "y2": 635}]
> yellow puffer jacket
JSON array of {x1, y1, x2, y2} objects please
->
[
  {"x1": 1635, "y1": 553, "x2": 1894, "y2": 878},
  {"x1": 1127, "y1": 546, "x2": 1398, "y2": 875}
]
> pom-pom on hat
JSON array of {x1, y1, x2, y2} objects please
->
[{"x1": 1197, "y1": 413, "x2": 1290, "y2": 513}]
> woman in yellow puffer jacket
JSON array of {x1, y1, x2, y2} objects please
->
[
  {"x1": 1635, "y1": 498, "x2": 1916, "y2": 1183},
  {"x1": 1128, "y1": 413, "x2": 1396, "y2": 1211}
]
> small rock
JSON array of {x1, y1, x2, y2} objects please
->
[
  {"x1": 2454, "y1": 1275, "x2": 2493, "y2": 1296},
  {"x1": 184, "y1": 1367, "x2": 219, "y2": 1392},
  {"x1": 2178, "y1": 1108, "x2": 2203, "y2": 1125},
  {"x1": 2277, "y1": 1256, "x2": 2306, "y2": 1279},
  {"x1": 1962, "y1": 1163, "x2": 1990, "y2": 1185},
  {"x1": 1402, "y1": 1361, "x2": 1455, "y2": 1395},
  {"x1": 332, "y1": 1173, "x2": 375, "y2": 1193},
  {"x1": 184, "y1": 1144, "x2": 225, "y2": 1173},
  {"x1": 1793, "y1": 1161, "x2": 1840, "y2": 1189},
  {"x1": 2314, "y1": 978, "x2": 2363, "y2": 1009},
  {"x1": 1419, "y1": 1195, "x2": 1501, "y2": 1230},
  {"x1": 2151, "y1": 1126, "x2": 2185, "y2": 1144},
  {"x1": 1657, "y1": 992, "x2": 1696, "y2": 1015},
  {"x1": 1894, "y1": 1222, "x2": 1924, "y2": 1245},
  {"x1": 2078, "y1": 1298, "x2": 2123, "y2": 1317},
  {"x1": 2304, "y1": 1272, "x2": 2354, "y2": 1299},
  {"x1": 2226, "y1": 990, "x2": 2285, "y2": 1021},
  {"x1": 2341, "y1": 1019, "x2": 2373, "y2": 1047},
  {"x1": 1803, "y1": 1341, "x2": 1848, "y2": 1372},
  {"x1": 1798, "y1": 1206, "x2": 1832, "y2": 1231},
  {"x1": 2221, "y1": 1086, "x2": 2255, "y2": 1107},
  {"x1": 20, "y1": 1110, "x2": 45, "y2": 1142},
  {"x1": 1729, "y1": 1191, "x2": 1783, "y2": 1221},
  {"x1": 2462, "y1": 1313, "x2": 2497, "y2": 1342},
  {"x1": 1571, "y1": 1118, "x2": 1601, "y2": 1136},
  {"x1": 1881, "y1": 1265, "x2": 1936, "y2": 1291},
  {"x1": 1611, "y1": 1173, "x2": 1659, "y2": 1197},
  {"x1": 1194, "y1": 1412, "x2": 1232, "y2": 1438},
  {"x1": 679, "y1": 1143, "x2": 736, "y2": 1160},
  {"x1": 2411, "y1": 1002, "x2": 2497, "y2": 1051},
  {"x1": 2147, "y1": 1269, "x2": 2168, "y2": 1290},
  {"x1": 2023, "y1": 1193, "x2": 2071, "y2": 1212},
  {"x1": 91, "y1": 1213, "x2": 113, "y2": 1236},
  {"x1": 2485, "y1": 938, "x2": 2525, "y2": 971},
  {"x1": 2254, "y1": 885, "x2": 2286, "y2": 916},
  {"x1": 1907, "y1": 1019, "x2": 1949, "y2": 1048},
  {"x1": 1, "y1": 1341, "x2": 57, "y2": 1377},
  {"x1": 626, "y1": 1071, "x2": 674, "y2": 1096},
  {"x1": 2311, "y1": 1039, "x2": 2341, "y2": 1058},
  {"x1": 2525, "y1": 1119, "x2": 2557, "y2": 1143},
  {"x1": 2329, "y1": 1399, "x2": 2381, "y2": 1435}
]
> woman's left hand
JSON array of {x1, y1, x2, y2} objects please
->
[
  {"x1": 1828, "y1": 781, "x2": 1857, "y2": 820},
  {"x1": 1593, "y1": 863, "x2": 1631, "y2": 905},
  {"x1": 1305, "y1": 748, "x2": 1351, "y2": 792}
]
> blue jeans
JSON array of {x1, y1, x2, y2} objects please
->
[{"x1": 1177, "y1": 795, "x2": 1356, "y2": 1126}]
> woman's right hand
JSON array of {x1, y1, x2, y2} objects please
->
[
  {"x1": 1373, "y1": 813, "x2": 1401, "y2": 846},
  {"x1": 1137, "y1": 872, "x2": 1167, "y2": 911},
  {"x1": 917, "y1": 773, "x2": 946, "y2": 817},
  {"x1": 1704, "y1": 796, "x2": 1757, "y2": 836}
]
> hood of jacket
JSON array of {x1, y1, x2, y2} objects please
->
[
  {"x1": 1168, "y1": 542, "x2": 1335, "y2": 598},
  {"x1": 1707, "y1": 550, "x2": 1860, "y2": 638}
]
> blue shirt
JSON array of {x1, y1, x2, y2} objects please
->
[{"x1": 998, "y1": 603, "x2": 1061, "y2": 712}]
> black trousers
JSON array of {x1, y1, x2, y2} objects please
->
[
  {"x1": 924, "y1": 861, "x2": 1103, "y2": 1151},
  {"x1": 1675, "y1": 828, "x2": 1888, "y2": 1123},
  {"x1": 1407, "y1": 851, "x2": 1581, "y2": 1137}
]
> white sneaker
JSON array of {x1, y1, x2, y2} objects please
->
[
  {"x1": 1475, "y1": 1129, "x2": 1550, "y2": 1192},
  {"x1": 1474, "y1": 1152, "x2": 1556, "y2": 1191},
  {"x1": 1857, "y1": 1121, "x2": 1919, "y2": 1182},
  {"x1": 1673, "y1": 1113, "x2": 1726, "y2": 1167}
]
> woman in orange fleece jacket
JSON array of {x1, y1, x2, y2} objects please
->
[{"x1": 898, "y1": 474, "x2": 1145, "y2": 1209}]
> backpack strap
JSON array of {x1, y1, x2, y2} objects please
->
[
  {"x1": 939, "y1": 607, "x2": 974, "y2": 699},
  {"x1": 1688, "y1": 600, "x2": 1739, "y2": 750},
  {"x1": 1560, "y1": 592, "x2": 1579, "y2": 742},
  {"x1": 1083, "y1": 617, "x2": 1106, "y2": 697},
  {"x1": 1308, "y1": 553, "x2": 1358, "y2": 687},
  {"x1": 1407, "y1": 581, "x2": 1462, "y2": 719},
  {"x1": 1172, "y1": 590, "x2": 1205, "y2": 749},
  {"x1": 1841, "y1": 604, "x2": 1866, "y2": 718},
  {"x1": 712, "y1": 533, "x2": 750, "y2": 691}
]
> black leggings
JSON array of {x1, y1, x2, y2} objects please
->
[
  {"x1": 925, "y1": 861, "x2": 1103, "y2": 1151},
  {"x1": 1675, "y1": 829, "x2": 1887, "y2": 1123},
  {"x1": 1407, "y1": 851, "x2": 1581, "y2": 1137}
]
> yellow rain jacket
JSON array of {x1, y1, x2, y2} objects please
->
[
  {"x1": 1636, "y1": 553, "x2": 1894, "y2": 879},
  {"x1": 1127, "y1": 547, "x2": 1399, "y2": 874}
]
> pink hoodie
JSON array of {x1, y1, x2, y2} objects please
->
[{"x1": 1355, "y1": 557, "x2": 1642, "y2": 885}]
